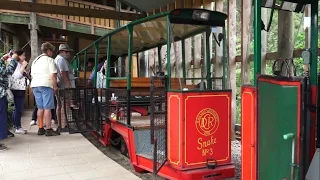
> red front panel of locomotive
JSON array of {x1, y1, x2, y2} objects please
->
[
  {"x1": 167, "y1": 92, "x2": 184, "y2": 168},
  {"x1": 182, "y1": 91, "x2": 232, "y2": 169},
  {"x1": 167, "y1": 91, "x2": 232, "y2": 170}
]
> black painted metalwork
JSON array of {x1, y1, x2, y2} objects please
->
[
  {"x1": 63, "y1": 87, "x2": 99, "y2": 134},
  {"x1": 150, "y1": 75, "x2": 167, "y2": 175}
]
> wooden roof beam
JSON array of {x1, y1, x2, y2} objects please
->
[
  {"x1": 0, "y1": 23, "x2": 16, "y2": 35},
  {"x1": 0, "y1": 0, "x2": 145, "y2": 21}
]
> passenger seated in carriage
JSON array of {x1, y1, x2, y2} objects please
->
[
  {"x1": 88, "y1": 56, "x2": 108, "y2": 86},
  {"x1": 100, "y1": 55, "x2": 118, "y2": 77},
  {"x1": 86, "y1": 58, "x2": 95, "y2": 71}
]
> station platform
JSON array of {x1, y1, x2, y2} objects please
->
[{"x1": 0, "y1": 110, "x2": 141, "y2": 180}]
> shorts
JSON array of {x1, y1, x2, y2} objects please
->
[{"x1": 32, "y1": 86, "x2": 55, "y2": 109}]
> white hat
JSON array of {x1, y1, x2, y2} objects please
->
[{"x1": 58, "y1": 44, "x2": 73, "y2": 52}]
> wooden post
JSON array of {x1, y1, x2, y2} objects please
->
[
  {"x1": 241, "y1": 0, "x2": 251, "y2": 85},
  {"x1": 116, "y1": 0, "x2": 122, "y2": 27},
  {"x1": 29, "y1": 0, "x2": 40, "y2": 62},
  {"x1": 228, "y1": 0, "x2": 237, "y2": 140},
  {"x1": 90, "y1": 5, "x2": 94, "y2": 34},
  {"x1": 215, "y1": 0, "x2": 223, "y2": 89},
  {"x1": 26, "y1": 0, "x2": 38, "y2": 109},
  {"x1": 278, "y1": 10, "x2": 294, "y2": 75},
  {"x1": 62, "y1": 0, "x2": 67, "y2": 30}
]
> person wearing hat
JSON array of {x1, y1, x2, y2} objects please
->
[
  {"x1": 54, "y1": 44, "x2": 75, "y2": 132},
  {"x1": 30, "y1": 42, "x2": 60, "y2": 136}
]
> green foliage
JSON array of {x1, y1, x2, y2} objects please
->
[{"x1": 234, "y1": 5, "x2": 319, "y2": 124}]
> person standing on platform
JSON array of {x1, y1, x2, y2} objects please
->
[
  {"x1": 30, "y1": 42, "x2": 60, "y2": 136},
  {"x1": 8, "y1": 49, "x2": 29, "y2": 134},
  {"x1": 0, "y1": 52, "x2": 19, "y2": 150},
  {"x1": 54, "y1": 44, "x2": 75, "y2": 132}
]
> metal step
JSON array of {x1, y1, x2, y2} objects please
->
[{"x1": 306, "y1": 148, "x2": 320, "y2": 180}]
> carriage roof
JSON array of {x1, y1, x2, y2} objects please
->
[{"x1": 77, "y1": 8, "x2": 228, "y2": 57}]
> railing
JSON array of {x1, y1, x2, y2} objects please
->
[{"x1": 0, "y1": 0, "x2": 133, "y2": 31}]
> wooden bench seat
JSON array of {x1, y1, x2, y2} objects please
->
[
  {"x1": 126, "y1": 116, "x2": 166, "y2": 130},
  {"x1": 109, "y1": 77, "x2": 197, "y2": 90},
  {"x1": 107, "y1": 77, "x2": 197, "y2": 96}
]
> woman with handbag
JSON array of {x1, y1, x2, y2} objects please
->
[{"x1": 8, "y1": 49, "x2": 28, "y2": 134}]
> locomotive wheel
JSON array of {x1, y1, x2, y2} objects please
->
[
  {"x1": 120, "y1": 137, "x2": 129, "y2": 158},
  {"x1": 110, "y1": 131, "x2": 121, "y2": 149}
]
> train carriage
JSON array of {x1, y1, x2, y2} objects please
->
[{"x1": 66, "y1": 8, "x2": 235, "y2": 180}]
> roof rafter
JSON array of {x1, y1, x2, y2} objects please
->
[{"x1": 0, "y1": 0, "x2": 145, "y2": 21}]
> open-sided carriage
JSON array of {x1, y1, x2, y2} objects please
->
[{"x1": 65, "y1": 8, "x2": 235, "y2": 180}]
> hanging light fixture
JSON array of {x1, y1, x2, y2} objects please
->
[
  {"x1": 260, "y1": 0, "x2": 316, "y2": 13},
  {"x1": 257, "y1": 0, "x2": 314, "y2": 32}
]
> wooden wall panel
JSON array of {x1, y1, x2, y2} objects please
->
[
  {"x1": 194, "y1": 0, "x2": 203, "y2": 8},
  {"x1": 175, "y1": 0, "x2": 183, "y2": 8},
  {"x1": 184, "y1": 0, "x2": 193, "y2": 8},
  {"x1": 168, "y1": 3, "x2": 175, "y2": 11}
]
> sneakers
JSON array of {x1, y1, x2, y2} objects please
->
[
  {"x1": 45, "y1": 129, "x2": 60, "y2": 136},
  {"x1": 38, "y1": 128, "x2": 46, "y2": 135},
  {"x1": 30, "y1": 120, "x2": 55, "y2": 126},
  {"x1": 7, "y1": 131, "x2": 14, "y2": 137},
  {"x1": 58, "y1": 126, "x2": 69, "y2": 133},
  {"x1": 15, "y1": 128, "x2": 27, "y2": 134},
  {"x1": 30, "y1": 120, "x2": 36, "y2": 126},
  {"x1": 0, "y1": 144, "x2": 8, "y2": 151}
]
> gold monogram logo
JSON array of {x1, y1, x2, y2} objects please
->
[{"x1": 195, "y1": 108, "x2": 219, "y2": 136}]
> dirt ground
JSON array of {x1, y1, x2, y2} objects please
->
[{"x1": 82, "y1": 132, "x2": 166, "y2": 180}]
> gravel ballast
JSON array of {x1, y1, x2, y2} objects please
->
[
  {"x1": 84, "y1": 133, "x2": 242, "y2": 180},
  {"x1": 226, "y1": 140, "x2": 241, "y2": 180}
]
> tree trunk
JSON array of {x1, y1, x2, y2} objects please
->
[
  {"x1": 241, "y1": 0, "x2": 252, "y2": 85},
  {"x1": 215, "y1": 0, "x2": 223, "y2": 89},
  {"x1": 278, "y1": 10, "x2": 294, "y2": 76},
  {"x1": 228, "y1": 0, "x2": 237, "y2": 141}
]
